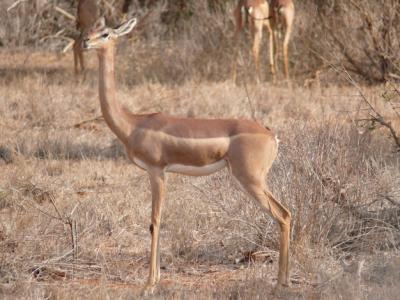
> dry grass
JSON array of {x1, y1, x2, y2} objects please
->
[{"x1": 0, "y1": 44, "x2": 399, "y2": 300}]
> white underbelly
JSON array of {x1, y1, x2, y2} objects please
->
[
  {"x1": 132, "y1": 157, "x2": 226, "y2": 176},
  {"x1": 166, "y1": 160, "x2": 227, "y2": 176}
]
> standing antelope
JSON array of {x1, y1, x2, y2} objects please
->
[
  {"x1": 233, "y1": 0, "x2": 295, "y2": 82},
  {"x1": 82, "y1": 17, "x2": 291, "y2": 293},
  {"x1": 73, "y1": 0, "x2": 99, "y2": 76}
]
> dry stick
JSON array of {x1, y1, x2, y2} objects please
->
[
  {"x1": 237, "y1": 51, "x2": 257, "y2": 121},
  {"x1": 48, "y1": 194, "x2": 79, "y2": 260},
  {"x1": 53, "y1": 6, "x2": 79, "y2": 53},
  {"x1": 73, "y1": 115, "x2": 105, "y2": 128},
  {"x1": 54, "y1": 6, "x2": 76, "y2": 22},
  {"x1": 6, "y1": 0, "x2": 28, "y2": 12},
  {"x1": 13, "y1": 185, "x2": 80, "y2": 267},
  {"x1": 101, "y1": 0, "x2": 116, "y2": 13},
  {"x1": 63, "y1": 40, "x2": 75, "y2": 53},
  {"x1": 21, "y1": 195, "x2": 62, "y2": 222},
  {"x1": 243, "y1": 80, "x2": 257, "y2": 121},
  {"x1": 388, "y1": 82, "x2": 400, "y2": 119},
  {"x1": 389, "y1": 73, "x2": 400, "y2": 80}
]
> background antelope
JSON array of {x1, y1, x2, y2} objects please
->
[
  {"x1": 233, "y1": 0, "x2": 295, "y2": 82},
  {"x1": 73, "y1": 0, "x2": 99, "y2": 76}
]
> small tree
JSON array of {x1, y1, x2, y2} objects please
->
[{"x1": 318, "y1": 0, "x2": 400, "y2": 83}]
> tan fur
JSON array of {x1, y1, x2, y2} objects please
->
[
  {"x1": 232, "y1": 0, "x2": 295, "y2": 82},
  {"x1": 73, "y1": 0, "x2": 99, "y2": 76},
  {"x1": 83, "y1": 19, "x2": 291, "y2": 293}
]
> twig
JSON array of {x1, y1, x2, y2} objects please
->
[
  {"x1": 388, "y1": 73, "x2": 400, "y2": 80},
  {"x1": 54, "y1": 6, "x2": 76, "y2": 22},
  {"x1": 7, "y1": 0, "x2": 28, "y2": 12},
  {"x1": 348, "y1": 77, "x2": 400, "y2": 150},
  {"x1": 237, "y1": 51, "x2": 257, "y2": 121},
  {"x1": 101, "y1": 0, "x2": 115, "y2": 13},
  {"x1": 49, "y1": 194, "x2": 64, "y2": 221},
  {"x1": 47, "y1": 193, "x2": 80, "y2": 260},
  {"x1": 243, "y1": 80, "x2": 257, "y2": 121},
  {"x1": 73, "y1": 115, "x2": 104, "y2": 128},
  {"x1": 62, "y1": 40, "x2": 75, "y2": 54},
  {"x1": 387, "y1": 82, "x2": 400, "y2": 119}
]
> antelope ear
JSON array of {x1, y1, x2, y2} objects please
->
[{"x1": 113, "y1": 18, "x2": 137, "y2": 37}]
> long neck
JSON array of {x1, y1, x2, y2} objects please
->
[{"x1": 97, "y1": 44, "x2": 132, "y2": 145}]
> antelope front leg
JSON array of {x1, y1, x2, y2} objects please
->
[
  {"x1": 282, "y1": 6, "x2": 294, "y2": 81},
  {"x1": 232, "y1": 2, "x2": 244, "y2": 83},
  {"x1": 283, "y1": 26, "x2": 292, "y2": 80},
  {"x1": 267, "y1": 25, "x2": 276, "y2": 82},
  {"x1": 143, "y1": 168, "x2": 165, "y2": 294},
  {"x1": 252, "y1": 22, "x2": 263, "y2": 83}
]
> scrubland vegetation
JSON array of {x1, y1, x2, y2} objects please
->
[{"x1": 0, "y1": 0, "x2": 399, "y2": 299}]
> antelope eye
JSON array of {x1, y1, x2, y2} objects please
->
[{"x1": 101, "y1": 33, "x2": 109, "y2": 38}]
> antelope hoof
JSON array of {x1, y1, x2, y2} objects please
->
[{"x1": 141, "y1": 282, "x2": 156, "y2": 296}]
